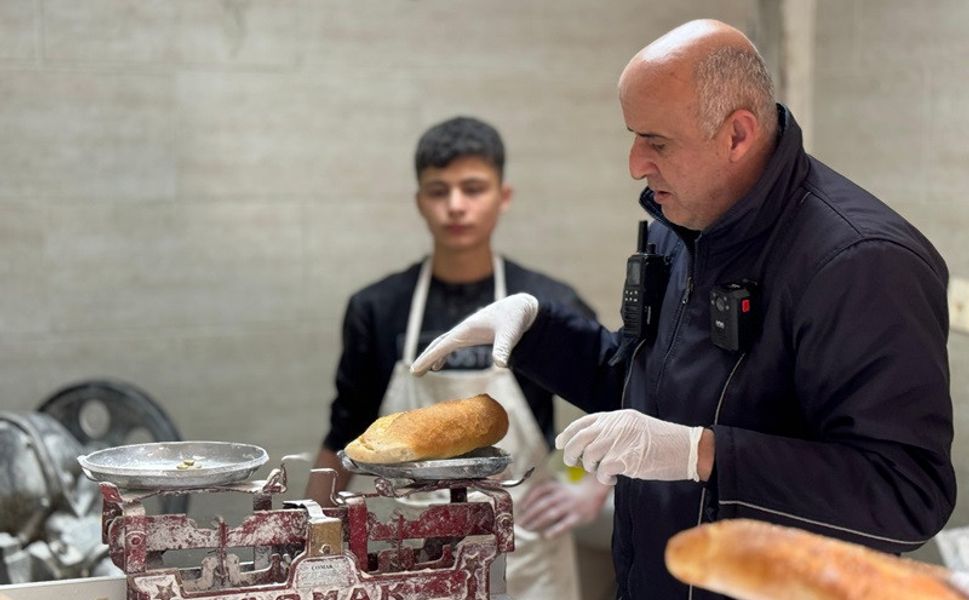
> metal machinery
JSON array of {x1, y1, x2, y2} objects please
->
[
  {"x1": 0, "y1": 380, "x2": 183, "y2": 585},
  {"x1": 1, "y1": 442, "x2": 524, "y2": 600},
  {"x1": 0, "y1": 411, "x2": 113, "y2": 583}
]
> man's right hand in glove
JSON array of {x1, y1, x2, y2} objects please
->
[{"x1": 410, "y1": 293, "x2": 539, "y2": 375}]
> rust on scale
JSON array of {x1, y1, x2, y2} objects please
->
[{"x1": 87, "y1": 443, "x2": 522, "y2": 600}]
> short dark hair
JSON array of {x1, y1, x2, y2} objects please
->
[{"x1": 414, "y1": 116, "x2": 505, "y2": 180}]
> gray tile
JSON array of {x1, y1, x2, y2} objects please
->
[
  {"x1": 0, "y1": 340, "x2": 60, "y2": 412},
  {"x1": 814, "y1": 0, "x2": 859, "y2": 73},
  {"x1": 412, "y1": 67, "x2": 623, "y2": 166},
  {"x1": 0, "y1": 0, "x2": 37, "y2": 61},
  {"x1": 46, "y1": 201, "x2": 305, "y2": 331},
  {"x1": 0, "y1": 71, "x2": 175, "y2": 199},
  {"x1": 43, "y1": 0, "x2": 176, "y2": 63},
  {"x1": 858, "y1": 0, "x2": 969, "y2": 69},
  {"x1": 299, "y1": 0, "x2": 755, "y2": 77},
  {"x1": 812, "y1": 66, "x2": 928, "y2": 205},
  {"x1": 534, "y1": 1, "x2": 758, "y2": 76},
  {"x1": 925, "y1": 63, "x2": 969, "y2": 210},
  {"x1": 174, "y1": 0, "x2": 302, "y2": 67},
  {"x1": 175, "y1": 71, "x2": 418, "y2": 197},
  {"x1": 299, "y1": 1, "x2": 549, "y2": 73},
  {"x1": 304, "y1": 199, "x2": 429, "y2": 322},
  {"x1": 164, "y1": 326, "x2": 335, "y2": 453},
  {"x1": 23, "y1": 332, "x2": 186, "y2": 414},
  {"x1": 0, "y1": 201, "x2": 48, "y2": 335}
]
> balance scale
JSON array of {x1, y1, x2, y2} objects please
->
[{"x1": 0, "y1": 442, "x2": 525, "y2": 600}]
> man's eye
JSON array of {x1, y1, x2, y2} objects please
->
[
  {"x1": 636, "y1": 135, "x2": 666, "y2": 154},
  {"x1": 424, "y1": 187, "x2": 448, "y2": 198},
  {"x1": 463, "y1": 185, "x2": 487, "y2": 196}
]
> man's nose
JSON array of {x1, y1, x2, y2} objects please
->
[
  {"x1": 447, "y1": 189, "x2": 467, "y2": 213},
  {"x1": 629, "y1": 142, "x2": 658, "y2": 181}
]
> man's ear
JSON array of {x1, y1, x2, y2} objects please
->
[
  {"x1": 499, "y1": 183, "x2": 513, "y2": 213},
  {"x1": 726, "y1": 109, "x2": 759, "y2": 162}
]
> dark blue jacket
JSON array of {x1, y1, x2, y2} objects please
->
[{"x1": 512, "y1": 106, "x2": 956, "y2": 599}]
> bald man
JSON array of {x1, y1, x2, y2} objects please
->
[{"x1": 412, "y1": 20, "x2": 955, "y2": 599}]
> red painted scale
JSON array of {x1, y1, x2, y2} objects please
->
[{"x1": 97, "y1": 460, "x2": 517, "y2": 600}]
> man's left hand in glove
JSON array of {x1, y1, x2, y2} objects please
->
[{"x1": 555, "y1": 409, "x2": 715, "y2": 485}]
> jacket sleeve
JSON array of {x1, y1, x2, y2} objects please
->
[
  {"x1": 710, "y1": 240, "x2": 956, "y2": 552},
  {"x1": 562, "y1": 288, "x2": 597, "y2": 321},
  {"x1": 510, "y1": 302, "x2": 627, "y2": 414},
  {"x1": 322, "y1": 295, "x2": 384, "y2": 452}
]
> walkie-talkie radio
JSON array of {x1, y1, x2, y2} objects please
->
[{"x1": 621, "y1": 221, "x2": 671, "y2": 343}]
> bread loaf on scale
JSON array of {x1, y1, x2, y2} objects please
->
[{"x1": 344, "y1": 394, "x2": 509, "y2": 464}]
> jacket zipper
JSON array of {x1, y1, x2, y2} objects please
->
[
  {"x1": 651, "y1": 239, "x2": 699, "y2": 400},
  {"x1": 682, "y1": 276, "x2": 694, "y2": 304},
  {"x1": 672, "y1": 239, "x2": 699, "y2": 342}
]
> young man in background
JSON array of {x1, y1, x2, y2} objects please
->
[{"x1": 306, "y1": 116, "x2": 611, "y2": 600}]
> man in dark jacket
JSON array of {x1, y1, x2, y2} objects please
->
[{"x1": 412, "y1": 19, "x2": 956, "y2": 600}]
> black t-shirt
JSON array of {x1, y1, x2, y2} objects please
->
[
  {"x1": 409, "y1": 275, "x2": 497, "y2": 371},
  {"x1": 323, "y1": 258, "x2": 596, "y2": 452}
]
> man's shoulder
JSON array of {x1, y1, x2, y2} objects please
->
[
  {"x1": 792, "y1": 158, "x2": 946, "y2": 277},
  {"x1": 503, "y1": 258, "x2": 595, "y2": 316},
  {"x1": 802, "y1": 157, "x2": 935, "y2": 258}
]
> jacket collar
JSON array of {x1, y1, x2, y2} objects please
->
[{"x1": 639, "y1": 105, "x2": 810, "y2": 255}]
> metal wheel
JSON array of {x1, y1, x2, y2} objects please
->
[{"x1": 39, "y1": 379, "x2": 189, "y2": 514}]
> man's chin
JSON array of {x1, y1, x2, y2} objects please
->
[
  {"x1": 434, "y1": 238, "x2": 486, "y2": 253},
  {"x1": 660, "y1": 207, "x2": 701, "y2": 232},
  {"x1": 659, "y1": 205, "x2": 682, "y2": 224}
]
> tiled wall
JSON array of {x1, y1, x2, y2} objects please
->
[{"x1": 812, "y1": 0, "x2": 969, "y2": 563}]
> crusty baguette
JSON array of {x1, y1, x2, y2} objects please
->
[
  {"x1": 344, "y1": 394, "x2": 509, "y2": 464},
  {"x1": 665, "y1": 519, "x2": 963, "y2": 600}
]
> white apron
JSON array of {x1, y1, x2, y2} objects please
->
[{"x1": 379, "y1": 255, "x2": 580, "y2": 600}]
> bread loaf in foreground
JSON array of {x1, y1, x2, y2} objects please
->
[
  {"x1": 344, "y1": 394, "x2": 509, "y2": 464},
  {"x1": 665, "y1": 519, "x2": 962, "y2": 600}
]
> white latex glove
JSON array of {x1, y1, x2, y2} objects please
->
[
  {"x1": 410, "y1": 293, "x2": 539, "y2": 375},
  {"x1": 950, "y1": 571, "x2": 969, "y2": 597},
  {"x1": 555, "y1": 409, "x2": 704, "y2": 485},
  {"x1": 517, "y1": 478, "x2": 610, "y2": 539}
]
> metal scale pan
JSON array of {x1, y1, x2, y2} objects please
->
[
  {"x1": 338, "y1": 446, "x2": 511, "y2": 481},
  {"x1": 78, "y1": 441, "x2": 269, "y2": 490}
]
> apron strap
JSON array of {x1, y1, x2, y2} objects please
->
[
  {"x1": 402, "y1": 254, "x2": 507, "y2": 366},
  {"x1": 402, "y1": 258, "x2": 433, "y2": 365},
  {"x1": 493, "y1": 254, "x2": 506, "y2": 301}
]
